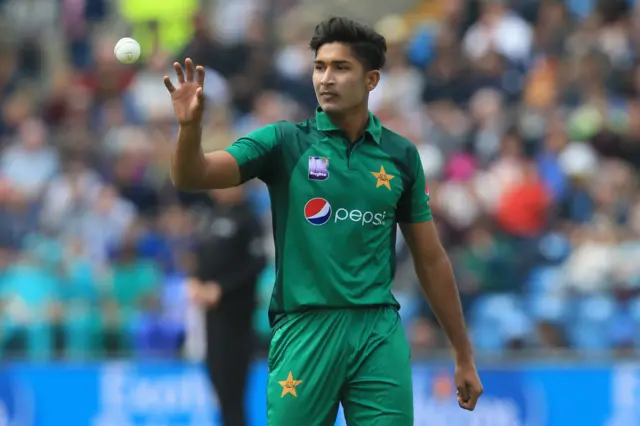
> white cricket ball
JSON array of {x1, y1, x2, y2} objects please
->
[{"x1": 114, "y1": 37, "x2": 141, "y2": 64}]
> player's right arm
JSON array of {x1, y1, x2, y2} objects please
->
[
  {"x1": 171, "y1": 124, "x2": 241, "y2": 190},
  {"x1": 165, "y1": 59, "x2": 279, "y2": 190},
  {"x1": 164, "y1": 59, "x2": 237, "y2": 190}
]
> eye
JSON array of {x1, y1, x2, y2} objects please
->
[{"x1": 314, "y1": 64, "x2": 325, "y2": 71}]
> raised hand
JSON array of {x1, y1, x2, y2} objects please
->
[{"x1": 164, "y1": 58, "x2": 206, "y2": 126}]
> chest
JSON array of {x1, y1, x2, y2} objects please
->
[{"x1": 286, "y1": 136, "x2": 405, "y2": 221}]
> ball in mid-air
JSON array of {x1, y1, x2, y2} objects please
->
[{"x1": 114, "y1": 37, "x2": 141, "y2": 64}]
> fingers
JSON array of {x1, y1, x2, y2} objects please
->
[
  {"x1": 185, "y1": 58, "x2": 195, "y2": 82},
  {"x1": 196, "y1": 65, "x2": 205, "y2": 87},
  {"x1": 170, "y1": 59, "x2": 203, "y2": 87},
  {"x1": 463, "y1": 392, "x2": 480, "y2": 411},
  {"x1": 173, "y1": 62, "x2": 185, "y2": 84},
  {"x1": 457, "y1": 383, "x2": 483, "y2": 411},
  {"x1": 196, "y1": 87, "x2": 205, "y2": 107},
  {"x1": 456, "y1": 384, "x2": 470, "y2": 406},
  {"x1": 163, "y1": 76, "x2": 175, "y2": 93}
]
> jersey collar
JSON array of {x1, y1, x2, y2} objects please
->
[{"x1": 315, "y1": 107, "x2": 382, "y2": 144}]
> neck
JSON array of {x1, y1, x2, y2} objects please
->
[{"x1": 326, "y1": 104, "x2": 369, "y2": 142}]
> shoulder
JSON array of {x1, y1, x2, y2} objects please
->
[
  {"x1": 380, "y1": 127, "x2": 416, "y2": 151},
  {"x1": 378, "y1": 127, "x2": 421, "y2": 174},
  {"x1": 274, "y1": 117, "x2": 317, "y2": 135},
  {"x1": 250, "y1": 118, "x2": 317, "y2": 143},
  {"x1": 258, "y1": 117, "x2": 320, "y2": 151}
]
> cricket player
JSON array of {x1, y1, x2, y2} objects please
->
[{"x1": 165, "y1": 16, "x2": 483, "y2": 426}]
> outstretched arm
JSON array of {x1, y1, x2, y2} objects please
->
[
  {"x1": 165, "y1": 58, "x2": 242, "y2": 190},
  {"x1": 172, "y1": 123, "x2": 242, "y2": 190}
]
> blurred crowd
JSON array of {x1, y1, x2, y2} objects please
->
[{"x1": 2, "y1": 0, "x2": 640, "y2": 360}]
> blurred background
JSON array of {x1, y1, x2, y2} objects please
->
[{"x1": 2, "y1": 0, "x2": 640, "y2": 425}]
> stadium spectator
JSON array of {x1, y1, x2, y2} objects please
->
[{"x1": 2, "y1": 0, "x2": 640, "y2": 362}]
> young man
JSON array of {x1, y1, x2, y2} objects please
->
[{"x1": 165, "y1": 16, "x2": 483, "y2": 426}]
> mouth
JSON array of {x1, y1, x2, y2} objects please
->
[{"x1": 320, "y1": 92, "x2": 338, "y2": 99}]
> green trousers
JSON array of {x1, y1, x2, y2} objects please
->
[{"x1": 267, "y1": 306, "x2": 413, "y2": 426}]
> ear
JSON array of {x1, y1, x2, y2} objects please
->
[{"x1": 365, "y1": 70, "x2": 381, "y2": 92}]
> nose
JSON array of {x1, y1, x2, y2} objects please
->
[{"x1": 320, "y1": 69, "x2": 334, "y2": 86}]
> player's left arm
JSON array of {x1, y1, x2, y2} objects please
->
[
  {"x1": 397, "y1": 146, "x2": 482, "y2": 410},
  {"x1": 399, "y1": 220, "x2": 473, "y2": 362}
]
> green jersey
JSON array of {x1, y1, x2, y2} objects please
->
[{"x1": 225, "y1": 108, "x2": 432, "y2": 326}]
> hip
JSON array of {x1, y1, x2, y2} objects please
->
[{"x1": 270, "y1": 305, "x2": 403, "y2": 343}]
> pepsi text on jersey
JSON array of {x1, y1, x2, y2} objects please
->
[{"x1": 304, "y1": 198, "x2": 387, "y2": 227}]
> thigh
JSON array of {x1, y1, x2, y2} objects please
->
[
  {"x1": 342, "y1": 309, "x2": 413, "y2": 426},
  {"x1": 267, "y1": 311, "x2": 348, "y2": 426}
]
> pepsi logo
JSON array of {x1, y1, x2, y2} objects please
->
[{"x1": 304, "y1": 198, "x2": 332, "y2": 226}]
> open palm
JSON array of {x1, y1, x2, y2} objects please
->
[{"x1": 164, "y1": 58, "x2": 206, "y2": 125}]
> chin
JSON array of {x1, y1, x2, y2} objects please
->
[{"x1": 319, "y1": 102, "x2": 343, "y2": 114}]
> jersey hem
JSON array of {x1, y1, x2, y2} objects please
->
[{"x1": 269, "y1": 303, "x2": 401, "y2": 328}]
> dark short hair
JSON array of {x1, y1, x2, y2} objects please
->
[{"x1": 309, "y1": 17, "x2": 387, "y2": 71}]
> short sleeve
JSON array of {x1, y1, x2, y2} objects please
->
[
  {"x1": 397, "y1": 146, "x2": 432, "y2": 223},
  {"x1": 224, "y1": 124, "x2": 281, "y2": 184}
]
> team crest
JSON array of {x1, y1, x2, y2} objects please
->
[
  {"x1": 370, "y1": 165, "x2": 395, "y2": 190},
  {"x1": 279, "y1": 371, "x2": 303, "y2": 397},
  {"x1": 308, "y1": 156, "x2": 329, "y2": 181}
]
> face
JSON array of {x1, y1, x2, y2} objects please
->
[{"x1": 313, "y1": 43, "x2": 380, "y2": 115}]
